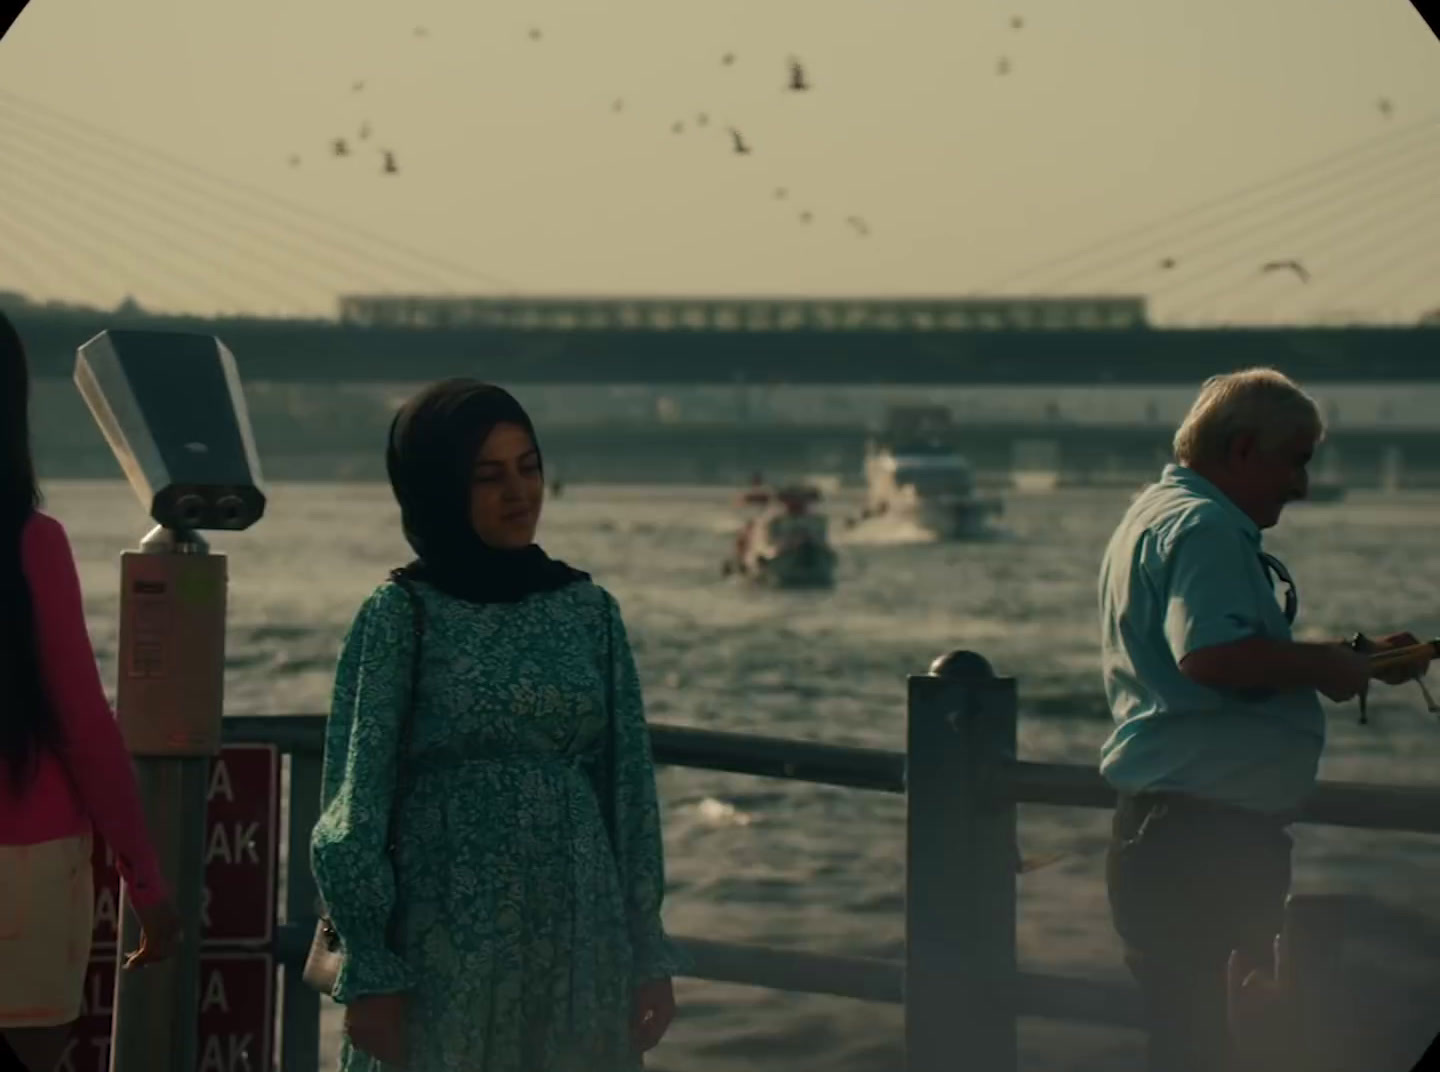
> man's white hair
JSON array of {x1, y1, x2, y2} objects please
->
[{"x1": 1173, "y1": 367, "x2": 1324, "y2": 467}]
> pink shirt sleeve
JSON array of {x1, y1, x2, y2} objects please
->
[{"x1": 22, "y1": 513, "x2": 170, "y2": 908}]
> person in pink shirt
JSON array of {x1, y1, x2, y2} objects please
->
[{"x1": 0, "y1": 312, "x2": 181, "y2": 1072}]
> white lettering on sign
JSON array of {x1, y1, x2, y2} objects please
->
[
  {"x1": 198, "y1": 1033, "x2": 256, "y2": 1072},
  {"x1": 200, "y1": 968, "x2": 230, "y2": 1014},
  {"x1": 206, "y1": 822, "x2": 261, "y2": 866},
  {"x1": 208, "y1": 760, "x2": 234, "y2": 804},
  {"x1": 93, "y1": 887, "x2": 118, "y2": 937},
  {"x1": 54, "y1": 1037, "x2": 77, "y2": 1072},
  {"x1": 80, "y1": 968, "x2": 112, "y2": 1017}
]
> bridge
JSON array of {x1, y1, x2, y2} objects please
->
[
  {"x1": 1, "y1": 89, "x2": 1438, "y2": 387},
  {"x1": 9, "y1": 300, "x2": 1440, "y2": 385}
]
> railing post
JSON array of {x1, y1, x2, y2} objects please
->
[
  {"x1": 280, "y1": 751, "x2": 324, "y2": 1072},
  {"x1": 905, "y1": 650, "x2": 1018, "y2": 1072}
]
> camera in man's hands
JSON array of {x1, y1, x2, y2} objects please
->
[{"x1": 74, "y1": 330, "x2": 266, "y2": 532}]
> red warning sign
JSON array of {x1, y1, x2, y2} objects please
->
[
  {"x1": 91, "y1": 744, "x2": 279, "y2": 948},
  {"x1": 62, "y1": 953, "x2": 274, "y2": 1072}
]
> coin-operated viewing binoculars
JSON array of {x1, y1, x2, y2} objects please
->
[{"x1": 75, "y1": 329, "x2": 265, "y2": 1072}]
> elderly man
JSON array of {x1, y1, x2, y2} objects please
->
[{"x1": 1098, "y1": 368, "x2": 1425, "y2": 1072}]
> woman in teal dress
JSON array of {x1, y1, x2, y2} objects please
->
[{"x1": 311, "y1": 380, "x2": 681, "y2": 1071}]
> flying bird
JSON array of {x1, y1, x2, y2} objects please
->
[
  {"x1": 721, "y1": 52, "x2": 736, "y2": 66},
  {"x1": 529, "y1": 27, "x2": 543, "y2": 41},
  {"x1": 332, "y1": 138, "x2": 350, "y2": 157},
  {"x1": 799, "y1": 211, "x2": 813, "y2": 224},
  {"x1": 352, "y1": 80, "x2": 365, "y2": 93},
  {"x1": 1159, "y1": 257, "x2": 1177, "y2": 270},
  {"x1": 612, "y1": 98, "x2": 624, "y2": 113},
  {"x1": 414, "y1": 26, "x2": 428, "y2": 38},
  {"x1": 846, "y1": 216, "x2": 871, "y2": 237},
  {"x1": 788, "y1": 58, "x2": 810, "y2": 92},
  {"x1": 1378, "y1": 97, "x2": 1394, "y2": 118},
  {"x1": 359, "y1": 122, "x2": 372, "y2": 141},
  {"x1": 1261, "y1": 259, "x2": 1310, "y2": 283},
  {"x1": 1011, "y1": 15, "x2": 1024, "y2": 29},
  {"x1": 696, "y1": 112, "x2": 709, "y2": 126},
  {"x1": 774, "y1": 187, "x2": 788, "y2": 200},
  {"x1": 997, "y1": 57, "x2": 1012, "y2": 76},
  {"x1": 672, "y1": 121, "x2": 685, "y2": 134},
  {"x1": 288, "y1": 154, "x2": 301, "y2": 168},
  {"x1": 382, "y1": 150, "x2": 399, "y2": 175},
  {"x1": 729, "y1": 128, "x2": 752, "y2": 155}
]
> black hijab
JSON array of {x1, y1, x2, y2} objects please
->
[{"x1": 385, "y1": 379, "x2": 589, "y2": 604}]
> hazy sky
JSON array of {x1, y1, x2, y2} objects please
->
[{"x1": 0, "y1": 0, "x2": 1436, "y2": 323}]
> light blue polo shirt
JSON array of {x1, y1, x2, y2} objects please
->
[{"x1": 1098, "y1": 464, "x2": 1325, "y2": 815}]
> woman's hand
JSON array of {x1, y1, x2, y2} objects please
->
[
  {"x1": 630, "y1": 977, "x2": 676, "y2": 1053},
  {"x1": 346, "y1": 993, "x2": 409, "y2": 1068},
  {"x1": 122, "y1": 896, "x2": 183, "y2": 970}
]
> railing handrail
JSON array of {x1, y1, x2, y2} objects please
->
[{"x1": 227, "y1": 713, "x2": 1440, "y2": 834}]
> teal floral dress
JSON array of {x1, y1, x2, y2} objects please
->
[{"x1": 311, "y1": 579, "x2": 683, "y2": 1072}]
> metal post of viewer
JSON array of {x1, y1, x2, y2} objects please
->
[{"x1": 73, "y1": 329, "x2": 266, "y2": 1072}]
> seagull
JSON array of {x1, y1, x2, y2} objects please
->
[
  {"x1": 359, "y1": 122, "x2": 372, "y2": 140},
  {"x1": 696, "y1": 112, "x2": 709, "y2": 126},
  {"x1": 729, "y1": 128, "x2": 752, "y2": 155},
  {"x1": 332, "y1": 138, "x2": 350, "y2": 157},
  {"x1": 612, "y1": 99, "x2": 624, "y2": 113},
  {"x1": 414, "y1": 26, "x2": 428, "y2": 38},
  {"x1": 997, "y1": 57, "x2": 1012, "y2": 76},
  {"x1": 672, "y1": 121, "x2": 685, "y2": 134},
  {"x1": 382, "y1": 150, "x2": 399, "y2": 175},
  {"x1": 721, "y1": 52, "x2": 736, "y2": 66},
  {"x1": 799, "y1": 211, "x2": 813, "y2": 224},
  {"x1": 788, "y1": 58, "x2": 810, "y2": 92},
  {"x1": 288, "y1": 154, "x2": 301, "y2": 168},
  {"x1": 1378, "y1": 97, "x2": 1394, "y2": 118},
  {"x1": 775, "y1": 187, "x2": 788, "y2": 200},
  {"x1": 1261, "y1": 259, "x2": 1310, "y2": 283},
  {"x1": 1159, "y1": 257, "x2": 1177, "y2": 270},
  {"x1": 1011, "y1": 15, "x2": 1025, "y2": 30},
  {"x1": 352, "y1": 80, "x2": 365, "y2": 93},
  {"x1": 529, "y1": 27, "x2": 543, "y2": 42},
  {"x1": 846, "y1": 216, "x2": 871, "y2": 237}
]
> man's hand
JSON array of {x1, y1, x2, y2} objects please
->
[
  {"x1": 1314, "y1": 645, "x2": 1370, "y2": 703},
  {"x1": 1227, "y1": 936, "x2": 1296, "y2": 1071},
  {"x1": 346, "y1": 993, "x2": 409, "y2": 1068}
]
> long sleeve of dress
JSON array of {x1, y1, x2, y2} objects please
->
[
  {"x1": 603, "y1": 593, "x2": 684, "y2": 984},
  {"x1": 310, "y1": 583, "x2": 416, "y2": 1002},
  {"x1": 21, "y1": 514, "x2": 169, "y2": 907}
]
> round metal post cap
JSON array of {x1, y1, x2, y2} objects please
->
[{"x1": 928, "y1": 650, "x2": 995, "y2": 679}]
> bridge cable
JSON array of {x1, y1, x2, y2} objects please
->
[
  {"x1": 0, "y1": 169, "x2": 197, "y2": 311},
  {"x1": 0, "y1": 107, "x2": 409, "y2": 310},
  {"x1": 0, "y1": 88, "x2": 524, "y2": 296},
  {"x1": 1102, "y1": 141, "x2": 1440, "y2": 317},
  {"x1": 1204, "y1": 191, "x2": 1440, "y2": 323},
  {"x1": 1022, "y1": 123, "x2": 1440, "y2": 297},
  {"x1": 0, "y1": 127, "x2": 303, "y2": 314},
  {"x1": 0, "y1": 98, "x2": 456, "y2": 303},
  {"x1": 1163, "y1": 146, "x2": 1440, "y2": 321},
  {"x1": 984, "y1": 114, "x2": 1440, "y2": 294}
]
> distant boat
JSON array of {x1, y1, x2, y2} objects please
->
[
  {"x1": 723, "y1": 483, "x2": 837, "y2": 589},
  {"x1": 860, "y1": 414, "x2": 1003, "y2": 539}
]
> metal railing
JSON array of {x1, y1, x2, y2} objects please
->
[{"x1": 224, "y1": 650, "x2": 1440, "y2": 1072}]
